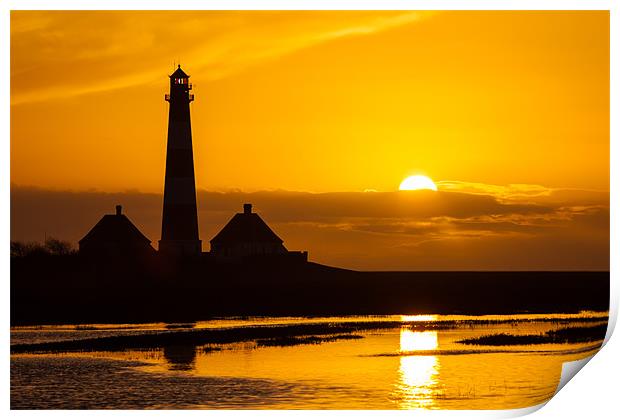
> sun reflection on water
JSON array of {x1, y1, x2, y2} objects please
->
[
  {"x1": 400, "y1": 315, "x2": 438, "y2": 322},
  {"x1": 394, "y1": 329, "x2": 440, "y2": 409}
]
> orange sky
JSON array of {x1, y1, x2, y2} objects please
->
[{"x1": 10, "y1": 11, "x2": 609, "y2": 270}]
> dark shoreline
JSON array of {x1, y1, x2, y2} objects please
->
[{"x1": 11, "y1": 255, "x2": 610, "y2": 326}]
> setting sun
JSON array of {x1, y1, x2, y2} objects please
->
[{"x1": 399, "y1": 175, "x2": 438, "y2": 191}]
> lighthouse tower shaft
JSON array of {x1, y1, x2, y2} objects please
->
[{"x1": 159, "y1": 66, "x2": 201, "y2": 255}]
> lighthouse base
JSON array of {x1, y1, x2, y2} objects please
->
[{"x1": 158, "y1": 240, "x2": 202, "y2": 256}]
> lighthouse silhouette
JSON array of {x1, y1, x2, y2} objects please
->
[{"x1": 159, "y1": 65, "x2": 202, "y2": 255}]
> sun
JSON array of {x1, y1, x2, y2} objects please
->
[{"x1": 399, "y1": 175, "x2": 438, "y2": 191}]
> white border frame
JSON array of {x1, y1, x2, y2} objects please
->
[{"x1": 3, "y1": 1, "x2": 616, "y2": 419}]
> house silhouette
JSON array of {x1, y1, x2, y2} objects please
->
[
  {"x1": 210, "y1": 203, "x2": 287, "y2": 258},
  {"x1": 78, "y1": 205, "x2": 155, "y2": 257}
]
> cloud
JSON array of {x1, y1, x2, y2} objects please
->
[
  {"x1": 11, "y1": 11, "x2": 435, "y2": 105},
  {"x1": 437, "y1": 180, "x2": 609, "y2": 205},
  {"x1": 196, "y1": 189, "x2": 555, "y2": 222},
  {"x1": 10, "y1": 182, "x2": 609, "y2": 270},
  {"x1": 437, "y1": 180, "x2": 553, "y2": 201}
]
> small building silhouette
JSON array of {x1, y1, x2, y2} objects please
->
[
  {"x1": 210, "y1": 203, "x2": 307, "y2": 261},
  {"x1": 79, "y1": 205, "x2": 155, "y2": 257}
]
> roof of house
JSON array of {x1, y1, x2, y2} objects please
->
[
  {"x1": 210, "y1": 210, "x2": 284, "y2": 245},
  {"x1": 79, "y1": 210, "x2": 151, "y2": 246}
]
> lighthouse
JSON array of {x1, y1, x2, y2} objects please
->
[{"x1": 159, "y1": 65, "x2": 202, "y2": 255}]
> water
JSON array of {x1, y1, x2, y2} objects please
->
[{"x1": 11, "y1": 312, "x2": 606, "y2": 409}]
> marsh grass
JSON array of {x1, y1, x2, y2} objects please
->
[
  {"x1": 12, "y1": 318, "x2": 607, "y2": 354},
  {"x1": 255, "y1": 334, "x2": 364, "y2": 348},
  {"x1": 458, "y1": 324, "x2": 607, "y2": 346}
]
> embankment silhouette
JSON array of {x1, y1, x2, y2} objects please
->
[{"x1": 11, "y1": 254, "x2": 609, "y2": 325}]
